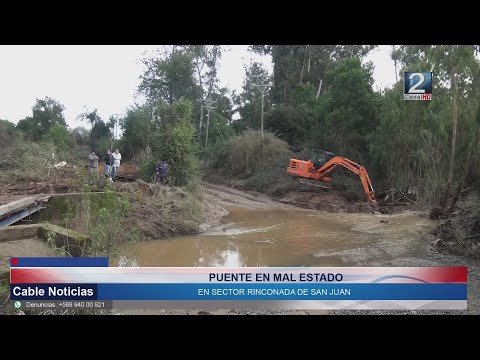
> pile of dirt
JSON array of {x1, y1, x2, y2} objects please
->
[
  {"x1": 118, "y1": 163, "x2": 139, "y2": 178},
  {"x1": 125, "y1": 204, "x2": 199, "y2": 239},
  {"x1": 204, "y1": 175, "x2": 406, "y2": 214},
  {"x1": 432, "y1": 193, "x2": 480, "y2": 258},
  {"x1": 122, "y1": 181, "x2": 204, "y2": 240},
  {"x1": 199, "y1": 198, "x2": 229, "y2": 231},
  {"x1": 278, "y1": 190, "x2": 374, "y2": 213}
]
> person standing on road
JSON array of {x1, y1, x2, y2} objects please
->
[
  {"x1": 88, "y1": 150, "x2": 99, "y2": 184},
  {"x1": 111, "y1": 149, "x2": 121, "y2": 181}
]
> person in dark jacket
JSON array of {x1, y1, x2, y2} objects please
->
[
  {"x1": 156, "y1": 160, "x2": 168, "y2": 184},
  {"x1": 104, "y1": 150, "x2": 113, "y2": 179}
]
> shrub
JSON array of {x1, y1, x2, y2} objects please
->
[
  {"x1": 211, "y1": 129, "x2": 292, "y2": 176},
  {"x1": 42, "y1": 124, "x2": 73, "y2": 152},
  {"x1": 140, "y1": 158, "x2": 157, "y2": 182},
  {"x1": 0, "y1": 139, "x2": 75, "y2": 183},
  {"x1": 150, "y1": 121, "x2": 200, "y2": 186}
]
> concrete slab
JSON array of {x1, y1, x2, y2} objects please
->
[
  {"x1": 0, "y1": 224, "x2": 40, "y2": 242},
  {"x1": 0, "y1": 223, "x2": 89, "y2": 256},
  {"x1": 0, "y1": 196, "x2": 51, "y2": 219}
]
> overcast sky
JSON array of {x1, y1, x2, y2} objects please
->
[{"x1": 0, "y1": 45, "x2": 396, "y2": 129}]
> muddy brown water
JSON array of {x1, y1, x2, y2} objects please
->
[
  {"x1": 135, "y1": 207, "x2": 437, "y2": 267},
  {"x1": 22, "y1": 194, "x2": 437, "y2": 268}
]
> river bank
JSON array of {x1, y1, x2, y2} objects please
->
[
  {"x1": 115, "y1": 183, "x2": 479, "y2": 315},
  {"x1": 1, "y1": 180, "x2": 478, "y2": 315}
]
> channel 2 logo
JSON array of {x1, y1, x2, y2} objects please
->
[{"x1": 404, "y1": 72, "x2": 432, "y2": 101}]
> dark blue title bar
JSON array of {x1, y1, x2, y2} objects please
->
[
  {"x1": 96, "y1": 283, "x2": 466, "y2": 301},
  {"x1": 10, "y1": 257, "x2": 108, "y2": 267}
]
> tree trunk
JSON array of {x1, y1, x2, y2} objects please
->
[
  {"x1": 300, "y1": 45, "x2": 309, "y2": 84},
  {"x1": 441, "y1": 72, "x2": 458, "y2": 210},
  {"x1": 146, "y1": 120, "x2": 151, "y2": 157},
  {"x1": 448, "y1": 74, "x2": 458, "y2": 184},
  {"x1": 439, "y1": 181, "x2": 451, "y2": 210},
  {"x1": 307, "y1": 45, "x2": 312, "y2": 74},
  {"x1": 260, "y1": 93, "x2": 264, "y2": 167},
  {"x1": 169, "y1": 46, "x2": 175, "y2": 105},
  {"x1": 316, "y1": 79, "x2": 323, "y2": 100},
  {"x1": 392, "y1": 45, "x2": 398, "y2": 82}
]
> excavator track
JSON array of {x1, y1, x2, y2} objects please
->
[{"x1": 298, "y1": 178, "x2": 332, "y2": 190}]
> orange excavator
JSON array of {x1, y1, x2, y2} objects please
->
[{"x1": 287, "y1": 149, "x2": 376, "y2": 204}]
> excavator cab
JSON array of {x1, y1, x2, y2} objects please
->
[{"x1": 309, "y1": 149, "x2": 335, "y2": 169}]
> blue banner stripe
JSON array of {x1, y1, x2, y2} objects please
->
[
  {"x1": 10, "y1": 283, "x2": 467, "y2": 301},
  {"x1": 10, "y1": 257, "x2": 108, "y2": 267},
  {"x1": 97, "y1": 283, "x2": 466, "y2": 301}
]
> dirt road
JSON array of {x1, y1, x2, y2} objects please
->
[
  {"x1": 198, "y1": 182, "x2": 295, "y2": 232},
  {"x1": 200, "y1": 182, "x2": 293, "y2": 209}
]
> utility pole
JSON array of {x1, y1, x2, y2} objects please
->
[
  {"x1": 203, "y1": 99, "x2": 216, "y2": 166},
  {"x1": 253, "y1": 75, "x2": 271, "y2": 167},
  {"x1": 197, "y1": 98, "x2": 204, "y2": 137},
  {"x1": 110, "y1": 114, "x2": 119, "y2": 152}
]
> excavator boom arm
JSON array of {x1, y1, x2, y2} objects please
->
[{"x1": 316, "y1": 156, "x2": 376, "y2": 203}]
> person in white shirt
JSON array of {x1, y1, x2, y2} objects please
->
[{"x1": 111, "y1": 149, "x2": 121, "y2": 181}]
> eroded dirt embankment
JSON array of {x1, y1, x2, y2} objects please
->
[{"x1": 200, "y1": 181, "x2": 380, "y2": 213}]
